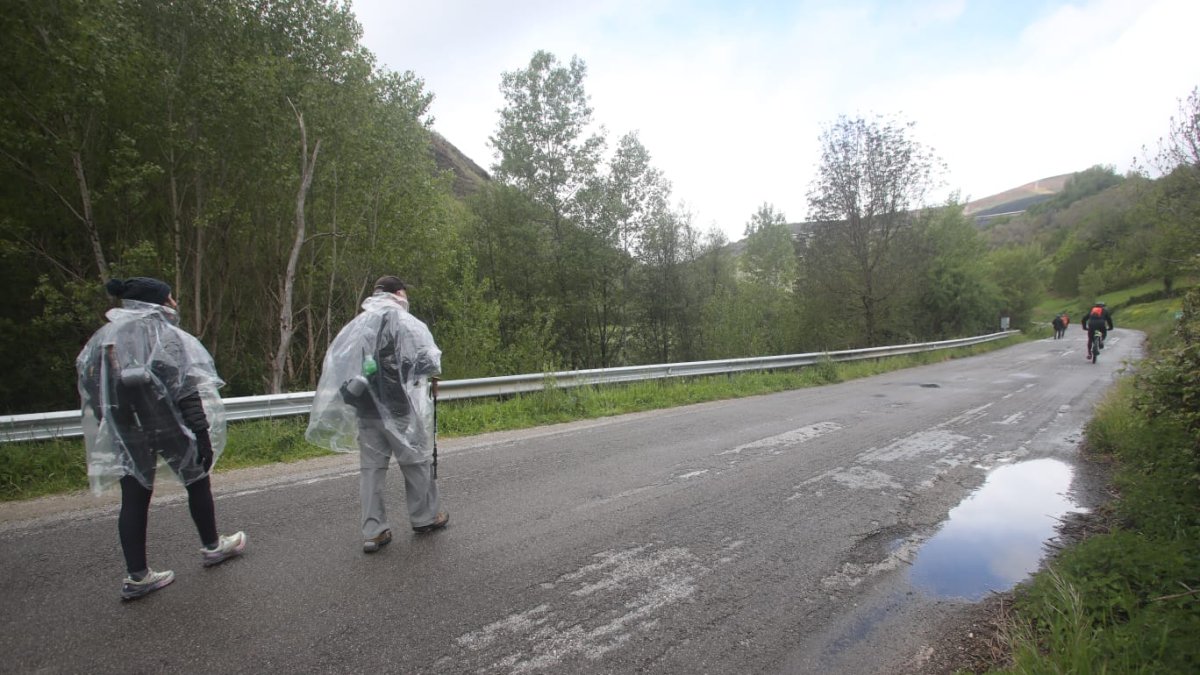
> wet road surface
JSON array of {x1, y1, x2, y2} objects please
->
[{"x1": 0, "y1": 330, "x2": 1137, "y2": 674}]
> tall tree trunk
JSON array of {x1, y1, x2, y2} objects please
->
[
  {"x1": 269, "y1": 101, "x2": 321, "y2": 393},
  {"x1": 193, "y1": 173, "x2": 205, "y2": 336},
  {"x1": 324, "y1": 164, "x2": 339, "y2": 356},
  {"x1": 168, "y1": 144, "x2": 184, "y2": 304},
  {"x1": 70, "y1": 149, "x2": 109, "y2": 281}
]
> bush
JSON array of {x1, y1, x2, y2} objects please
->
[{"x1": 1134, "y1": 287, "x2": 1200, "y2": 453}]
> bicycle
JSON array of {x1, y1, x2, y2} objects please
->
[{"x1": 1089, "y1": 332, "x2": 1103, "y2": 364}]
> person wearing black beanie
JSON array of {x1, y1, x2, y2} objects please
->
[
  {"x1": 105, "y1": 277, "x2": 174, "y2": 307},
  {"x1": 77, "y1": 276, "x2": 247, "y2": 599}
]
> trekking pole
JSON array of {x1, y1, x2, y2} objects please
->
[{"x1": 431, "y1": 377, "x2": 439, "y2": 479}]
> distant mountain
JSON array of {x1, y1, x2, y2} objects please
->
[
  {"x1": 725, "y1": 174, "x2": 1074, "y2": 253},
  {"x1": 428, "y1": 131, "x2": 490, "y2": 198},
  {"x1": 963, "y1": 173, "x2": 1072, "y2": 222}
]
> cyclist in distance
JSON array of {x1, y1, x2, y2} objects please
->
[{"x1": 1083, "y1": 301, "x2": 1114, "y2": 360}]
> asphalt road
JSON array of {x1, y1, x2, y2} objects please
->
[{"x1": 0, "y1": 330, "x2": 1138, "y2": 674}]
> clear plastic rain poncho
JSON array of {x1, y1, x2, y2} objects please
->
[
  {"x1": 306, "y1": 293, "x2": 441, "y2": 465},
  {"x1": 76, "y1": 300, "x2": 227, "y2": 495}
]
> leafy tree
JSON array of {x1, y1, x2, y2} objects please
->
[
  {"x1": 0, "y1": 0, "x2": 145, "y2": 283},
  {"x1": 582, "y1": 132, "x2": 672, "y2": 365},
  {"x1": 490, "y1": 50, "x2": 606, "y2": 366},
  {"x1": 913, "y1": 203, "x2": 1002, "y2": 338},
  {"x1": 491, "y1": 50, "x2": 604, "y2": 222},
  {"x1": 1145, "y1": 86, "x2": 1200, "y2": 282},
  {"x1": 740, "y1": 203, "x2": 797, "y2": 290},
  {"x1": 986, "y1": 245, "x2": 1045, "y2": 329},
  {"x1": 1151, "y1": 87, "x2": 1200, "y2": 180},
  {"x1": 0, "y1": 0, "x2": 468, "y2": 410},
  {"x1": 692, "y1": 228, "x2": 746, "y2": 357},
  {"x1": 633, "y1": 208, "x2": 701, "y2": 362},
  {"x1": 1077, "y1": 264, "x2": 1106, "y2": 302},
  {"x1": 723, "y1": 203, "x2": 800, "y2": 353},
  {"x1": 1049, "y1": 232, "x2": 1090, "y2": 296},
  {"x1": 805, "y1": 115, "x2": 942, "y2": 346},
  {"x1": 466, "y1": 183, "x2": 555, "y2": 344},
  {"x1": 1143, "y1": 170, "x2": 1197, "y2": 292}
]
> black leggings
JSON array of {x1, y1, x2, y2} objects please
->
[{"x1": 118, "y1": 475, "x2": 219, "y2": 575}]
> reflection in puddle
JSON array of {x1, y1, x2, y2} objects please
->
[{"x1": 909, "y1": 458, "x2": 1084, "y2": 601}]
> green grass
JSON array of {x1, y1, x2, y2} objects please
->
[
  {"x1": 1116, "y1": 296, "x2": 1185, "y2": 340},
  {"x1": 0, "y1": 336, "x2": 1022, "y2": 502},
  {"x1": 0, "y1": 437, "x2": 86, "y2": 500},
  {"x1": 1034, "y1": 279, "x2": 1153, "y2": 314}
]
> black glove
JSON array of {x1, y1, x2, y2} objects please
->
[{"x1": 195, "y1": 428, "x2": 213, "y2": 472}]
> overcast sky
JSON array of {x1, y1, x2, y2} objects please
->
[{"x1": 349, "y1": 0, "x2": 1199, "y2": 242}]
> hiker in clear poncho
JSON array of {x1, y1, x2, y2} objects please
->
[
  {"x1": 77, "y1": 277, "x2": 246, "y2": 600},
  {"x1": 307, "y1": 275, "x2": 449, "y2": 552}
]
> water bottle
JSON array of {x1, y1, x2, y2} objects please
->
[{"x1": 363, "y1": 354, "x2": 378, "y2": 377}]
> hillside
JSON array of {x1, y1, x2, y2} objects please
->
[
  {"x1": 963, "y1": 173, "x2": 1072, "y2": 220},
  {"x1": 724, "y1": 174, "x2": 1076, "y2": 252},
  {"x1": 429, "y1": 131, "x2": 491, "y2": 197}
]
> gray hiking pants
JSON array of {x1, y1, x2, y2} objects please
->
[{"x1": 357, "y1": 421, "x2": 440, "y2": 538}]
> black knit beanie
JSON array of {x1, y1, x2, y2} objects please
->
[
  {"x1": 106, "y1": 277, "x2": 171, "y2": 305},
  {"x1": 373, "y1": 275, "x2": 407, "y2": 293}
]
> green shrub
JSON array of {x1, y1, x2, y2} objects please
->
[{"x1": 1132, "y1": 288, "x2": 1200, "y2": 467}]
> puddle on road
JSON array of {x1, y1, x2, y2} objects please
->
[{"x1": 909, "y1": 458, "x2": 1084, "y2": 601}]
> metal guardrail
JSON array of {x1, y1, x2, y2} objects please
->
[{"x1": 0, "y1": 331, "x2": 1018, "y2": 443}]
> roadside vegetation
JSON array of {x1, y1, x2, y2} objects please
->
[
  {"x1": 0, "y1": 335, "x2": 1023, "y2": 502},
  {"x1": 995, "y1": 287, "x2": 1200, "y2": 673}
]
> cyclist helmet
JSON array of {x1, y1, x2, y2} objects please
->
[{"x1": 1095, "y1": 301, "x2": 1106, "y2": 307}]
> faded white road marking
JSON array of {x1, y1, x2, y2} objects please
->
[
  {"x1": 676, "y1": 469, "x2": 709, "y2": 480},
  {"x1": 995, "y1": 412, "x2": 1025, "y2": 425},
  {"x1": 717, "y1": 537, "x2": 746, "y2": 563},
  {"x1": 456, "y1": 605, "x2": 552, "y2": 651},
  {"x1": 719, "y1": 421, "x2": 842, "y2": 455},
  {"x1": 454, "y1": 544, "x2": 714, "y2": 673},
  {"x1": 828, "y1": 467, "x2": 904, "y2": 490},
  {"x1": 1001, "y1": 383, "x2": 1037, "y2": 400},
  {"x1": 861, "y1": 429, "x2": 971, "y2": 463},
  {"x1": 935, "y1": 403, "x2": 993, "y2": 428}
]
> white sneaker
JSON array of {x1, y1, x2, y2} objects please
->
[
  {"x1": 121, "y1": 568, "x2": 175, "y2": 600},
  {"x1": 201, "y1": 531, "x2": 247, "y2": 567}
]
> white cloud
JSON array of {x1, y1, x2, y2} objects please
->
[{"x1": 352, "y1": 0, "x2": 1200, "y2": 241}]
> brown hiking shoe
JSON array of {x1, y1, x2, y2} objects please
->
[
  {"x1": 363, "y1": 529, "x2": 392, "y2": 553},
  {"x1": 412, "y1": 512, "x2": 449, "y2": 534}
]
